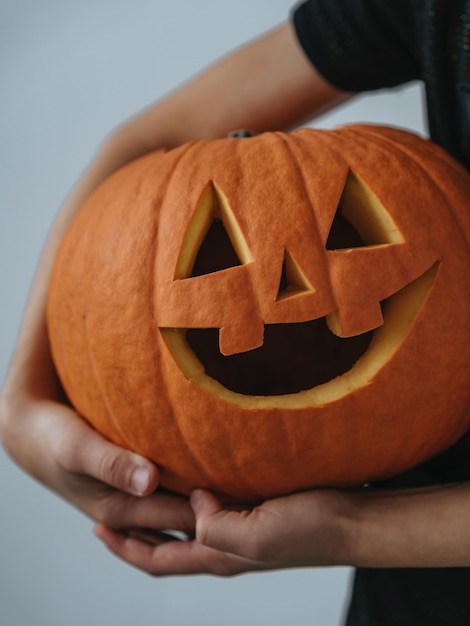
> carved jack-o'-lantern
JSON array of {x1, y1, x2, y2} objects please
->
[{"x1": 47, "y1": 125, "x2": 470, "y2": 502}]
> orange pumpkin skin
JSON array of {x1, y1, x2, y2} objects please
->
[{"x1": 47, "y1": 125, "x2": 470, "y2": 502}]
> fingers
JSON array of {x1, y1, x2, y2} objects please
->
[
  {"x1": 94, "y1": 524, "x2": 252, "y2": 577},
  {"x1": 101, "y1": 491, "x2": 197, "y2": 533},
  {"x1": 93, "y1": 490, "x2": 304, "y2": 576},
  {"x1": 56, "y1": 411, "x2": 159, "y2": 496},
  {"x1": 93, "y1": 491, "x2": 262, "y2": 577},
  {"x1": 94, "y1": 525, "x2": 202, "y2": 575},
  {"x1": 124, "y1": 527, "x2": 189, "y2": 545}
]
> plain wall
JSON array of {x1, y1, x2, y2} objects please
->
[{"x1": 0, "y1": 1, "x2": 425, "y2": 625}]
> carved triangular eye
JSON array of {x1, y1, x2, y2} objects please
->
[
  {"x1": 191, "y1": 218, "x2": 241, "y2": 277},
  {"x1": 326, "y1": 171, "x2": 404, "y2": 250},
  {"x1": 175, "y1": 181, "x2": 252, "y2": 279},
  {"x1": 276, "y1": 250, "x2": 314, "y2": 301},
  {"x1": 326, "y1": 209, "x2": 365, "y2": 250}
]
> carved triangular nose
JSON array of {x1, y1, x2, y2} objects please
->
[{"x1": 276, "y1": 249, "x2": 315, "y2": 302}]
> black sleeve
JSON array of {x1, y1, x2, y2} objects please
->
[{"x1": 291, "y1": 0, "x2": 421, "y2": 92}]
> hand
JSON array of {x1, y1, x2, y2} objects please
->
[
  {"x1": 1, "y1": 394, "x2": 160, "y2": 528},
  {"x1": 93, "y1": 476, "x2": 470, "y2": 574},
  {"x1": 93, "y1": 487, "x2": 354, "y2": 576}
]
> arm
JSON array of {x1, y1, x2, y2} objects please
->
[
  {"x1": 0, "y1": 21, "x2": 347, "y2": 524},
  {"x1": 94, "y1": 482, "x2": 470, "y2": 576}
]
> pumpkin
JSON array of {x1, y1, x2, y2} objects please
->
[{"x1": 47, "y1": 124, "x2": 470, "y2": 503}]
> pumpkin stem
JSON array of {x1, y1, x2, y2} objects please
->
[{"x1": 227, "y1": 129, "x2": 258, "y2": 138}]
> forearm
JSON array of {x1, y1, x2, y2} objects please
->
[
  {"x1": 343, "y1": 482, "x2": 470, "y2": 568},
  {"x1": 115, "y1": 22, "x2": 348, "y2": 148}
]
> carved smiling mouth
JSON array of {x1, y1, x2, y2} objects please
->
[
  {"x1": 185, "y1": 319, "x2": 373, "y2": 396},
  {"x1": 161, "y1": 263, "x2": 437, "y2": 407}
]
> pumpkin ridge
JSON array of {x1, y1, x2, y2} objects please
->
[
  {"x1": 274, "y1": 130, "x2": 340, "y2": 304},
  {"x1": 82, "y1": 312, "x2": 132, "y2": 447},
  {"x1": 293, "y1": 128, "x2": 354, "y2": 247},
  {"x1": 275, "y1": 131, "x2": 327, "y2": 238},
  {"x1": 150, "y1": 143, "x2": 229, "y2": 485},
  {"x1": 92, "y1": 155, "x2": 178, "y2": 457}
]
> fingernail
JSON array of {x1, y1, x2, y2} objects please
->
[
  {"x1": 131, "y1": 466, "x2": 151, "y2": 495},
  {"x1": 190, "y1": 489, "x2": 204, "y2": 511}
]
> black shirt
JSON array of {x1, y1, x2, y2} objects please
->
[
  {"x1": 291, "y1": 2, "x2": 470, "y2": 624},
  {"x1": 293, "y1": 0, "x2": 470, "y2": 168}
]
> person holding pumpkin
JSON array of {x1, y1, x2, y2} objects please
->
[{"x1": 2, "y1": 0, "x2": 470, "y2": 624}]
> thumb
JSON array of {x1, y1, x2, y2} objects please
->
[
  {"x1": 190, "y1": 489, "x2": 222, "y2": 518},
  {"x1": 86, "y1": 440, "x2": 159, "y2": 496},
  {"x1": 190, "y1": 489, "x2": 226, "y2": 547},
  {"x1": 61, "y1": 414, "x2": 159, "y2": 496},
  {"x1": 190, "y1": 490, "x2": 259, "y2": 558}
]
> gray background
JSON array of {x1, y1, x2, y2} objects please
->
[{"x1": 0, "y1": 1, "x2": 425, "y2": 625}]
